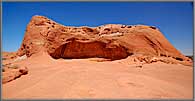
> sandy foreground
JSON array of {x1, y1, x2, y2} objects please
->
[{"x1": 2, "y1": 53, "x2": 193, "y2": 99}]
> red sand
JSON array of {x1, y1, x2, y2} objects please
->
[{"x1": 2, "y1": 52, "x2": 193, "y2": 99}]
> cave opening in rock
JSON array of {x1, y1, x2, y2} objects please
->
[{"x1": 50, "y1": 40, "x2": 130, "y2": 60}]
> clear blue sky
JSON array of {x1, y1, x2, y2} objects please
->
[{"x1": 2, "y1": 2, "x2": 193, "y2": 56}]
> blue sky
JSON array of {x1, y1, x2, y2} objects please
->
[{"x1": 2, "y1": 2, "x2": 193, "y2": 55}]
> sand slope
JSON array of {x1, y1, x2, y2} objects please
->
[{"x1": 2, "y1": 53, "x2": 193, "y2": 99}]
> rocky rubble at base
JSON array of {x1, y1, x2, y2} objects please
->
[
  {"x1": 2, "y1": 64, "x2": 28, "y2": 84},
  {"x1": 123, "y1": 55, "x2": 192, "y2": 66},
  {"x1": 2, "y1": 52, "x2": 29, "y2": 84}
]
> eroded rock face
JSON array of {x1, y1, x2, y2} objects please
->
[
  {"x1": 51, "y1": 38, "x2": 130, "y2": 60},
  {"x1": 16, "y1": 15, "x2": 192, "y2": 65}
]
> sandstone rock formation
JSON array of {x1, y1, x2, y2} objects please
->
[
  {"x1": 14, "y1": 15, "x2": 192, "y2": 65},
  {"x1": 2, "y1": 65, "x2": 28, "y2": 84}
]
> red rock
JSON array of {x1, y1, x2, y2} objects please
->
[
  {"x1": 19, "y1": 66, "x2": 28, "y2": 75},
  {"x1": 15, "y1": 15, "x2": 192, "y2": 65},
  {"x1": 2, "y1": 65, "x2": 28, "y2": 84}
]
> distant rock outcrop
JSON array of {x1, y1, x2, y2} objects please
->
[{"x1": 15, "y1": 15, "x2": 192, "y2": 65}]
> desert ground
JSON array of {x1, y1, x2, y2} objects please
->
[{"x1": 2, "y1": 52, "x2": 193, "y2": 99}]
